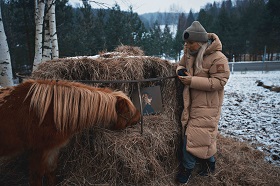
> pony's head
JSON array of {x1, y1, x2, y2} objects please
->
[{"x1": 113, "y1": 91, "x2": 141, "y2": 130}]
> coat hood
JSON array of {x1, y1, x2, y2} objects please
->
[{"x1": 205, "y1": 33, "x2": 223, "y2": 56}]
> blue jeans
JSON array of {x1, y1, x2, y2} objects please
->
[{"x1": 182, "y1": 135, "x2": 215, "y2": 169}]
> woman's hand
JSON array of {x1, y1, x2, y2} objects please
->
[{"x1": 178, "y1": 72, "x2": 192, "y2": 85}]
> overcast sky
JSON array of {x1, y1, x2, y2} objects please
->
[{"x1": 68, "y1": 0, "x2": 219, "y2": 14}]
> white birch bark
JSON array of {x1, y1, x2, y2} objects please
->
[
  {"x1": 33, "y1": 0, "x2": 45, "y2": 71},
  {"x1": 0, "y1": 2, "x2": 13, "y2": 87},
  {"x1": 48, "y1": 0, "x2": 59, "y2": 59},
  {"x1": 34, "y1": 0, "x2": 38, "y2": 23},
  {"x1": 42, "y1": 2, "x2": 51, "y2": 62}
]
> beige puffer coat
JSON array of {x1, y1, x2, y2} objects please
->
[{"x1": 176, "y1": 33, "x2": 230, "y2": 159}]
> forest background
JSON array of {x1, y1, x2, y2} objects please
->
[{"x1": 1, "y1": 0, "x2": 280, "y2": 75}]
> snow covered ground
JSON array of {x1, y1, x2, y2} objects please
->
[{"x1": 219, "y1": 70, "x2": 280, "y2": 166}]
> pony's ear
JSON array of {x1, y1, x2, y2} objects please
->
[
  {"x1": 115, "y1": 96, "x2": 126, "y2": 111},
  {"x1": 113, "y1": 96, "x2": 128, "y2": 130}
]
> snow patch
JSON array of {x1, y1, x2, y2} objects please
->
[{"x1": 219, "y1": 71, "x2": 280, "y2": 166}]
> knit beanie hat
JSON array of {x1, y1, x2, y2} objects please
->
[{"x1": 182, "y1": 21, "x2": 208, "y2": 42}]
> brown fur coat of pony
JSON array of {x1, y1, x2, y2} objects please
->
[{"x1": 0, "y1": 79, "x2": 140, "y2": 186}]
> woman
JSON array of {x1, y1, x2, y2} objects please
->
[{"x1": 176, "y1": 21, "x2": 230, "y2": 184}]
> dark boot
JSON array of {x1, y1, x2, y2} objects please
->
[
  {"x1": 199, "y1": 160, "x2": 215, "y2": 176},
  {"x1": 176, "y1": 165, "x2": 193, "y2": 184}
]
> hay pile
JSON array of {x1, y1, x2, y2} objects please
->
[
  {"x1": 1, "y1": 46, "x2": 280, "y2": 185},
  {"x1": 57, "y1": 115, "x2": 179, "y2": 185},
  {"x1": 31, "y1": 46, "x2": 178, "y2": 115},
  {"x1": 188, "y1": 135, "x2": 280, "y2": 186},
  {"x1": 1, "y1": 131, "x2": 280, "y2": 185},
  {"x1": 31, "y1": 45, "x2": 182, "y2": 185}
]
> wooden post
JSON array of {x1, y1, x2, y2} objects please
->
[{"x1": 137, "y1": 82, "x2": 144, "y2": 134}]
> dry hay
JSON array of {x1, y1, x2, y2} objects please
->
[
  {"x1": 98, "y1": 45, "x2": 144, "y2": 58},
  {"x1": 188, "y1": 135, "x2": 280, "y2": 186},
  {"x1": 108, "y1": 45, "x2": 145, "y2": 57},
  {"x1": 1, "y1": 128, "x2": 280, "y2": 185},
  {"x1": 1, "y1": 46, "x2": 280, "y2": 185},
  {"x1": 31, "y1": 46, "x2": 178, "y2": 118},
  {"x1": 57, "y1": 115, "x2": 180, "y2": 185}
]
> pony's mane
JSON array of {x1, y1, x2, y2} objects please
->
[{"x1": 25, "y1": 79, "x2": 123, "y2": 132}]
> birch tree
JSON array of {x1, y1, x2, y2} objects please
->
[
  {"x1": 33, "y1": 0, "x2": 45, "y2": 71},
  {"x1": 48, "y1": 0, "x2": 59, "y2": 59},
  {"x1": 0, "y1": 1, "x2": 13, "y2": 87},
  {"x1": 42, "y1": 1, "x2": 51, "y2": 62},
  {"x1": 34, "y1": 0, "x2": 59, "y2": 68}
]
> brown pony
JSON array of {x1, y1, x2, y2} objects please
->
[{"x1": 0, "y1": 79, "x2": 140, "y2": 186}]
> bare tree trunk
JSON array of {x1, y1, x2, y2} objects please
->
[
  {"x1": 0, "y1": 2, "x2": 13, "y2": 87},
  {"x1": 33, "y1": 0, "x2": 45, "y2": 72},
  {"x1": 48, "y1": 0, "x2": 59, "y2": 59},
  {"x1": 42, "y1": 2, "x2": 51, "y2": 62},
  {"x1": 34, "y1": 0, "x2": 58, "y2": 65}
]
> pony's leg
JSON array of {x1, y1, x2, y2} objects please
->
[
  {"x1": 30, "y1": 148, "x2": 60, "y2": 186},
  {"x1": 27, "y1": 131, "x2": 70, "y2": 186},
  {"x1": 44, "y1": 147, "x2": 60, "y2": 186},
  {"x1": 28, "y1": 150, "x2": 45, "y2": 186},
  {"x1": 44, "y1": 139, "x2": 70, "y2": 186},
  {"x1": 28, "y1": 147, "x2": 61, "y2": 186}
]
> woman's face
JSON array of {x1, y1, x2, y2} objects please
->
[{"x1": 185, "y1": 41, "x2": 201, "y2": 52}]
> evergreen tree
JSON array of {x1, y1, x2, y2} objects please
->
[
  {"x1": 148, "y1": 21, "x2": 162, "y2": 56},
  {"x1": 173, "y1": 13, "x2": 187, "y2": 61},
  {"x1": 74, "y1": 1, "x2": 96, "y2": 55},
  {"x1": 228, "y1": 6, "x2": 244, "y2": 61},
  {"x1": 124, "y1": 7, "x2": 147, "y2": 47},
  {"x1": 139, "y1": 31, "x2": 152, "y2": 55},
  {"x1": 105, "y1": 4, "x2": 125, "y2": 51},
  {"x1": 2, "y1": 0, "x2": 34, "y2": 73},
  {"x1": 162, "y1": 24, "x2": 174, "y2": 58},
  {"x1": 238, "y1": 0, "x2": 266, "y2": 60},
  {"x1": 205, "y1": 1, "x2": 219, "y2": 31},
  {"x1": 197, "y1": 9, "x2": 214, "y2": 31},
  {"x1": 265, "y1": 0, "x2": 280, "y2": 59},
  {"x1": 92, "y1": 9, "x2": 107, "y2": 52},
  {"x1": 186, "y1": 10, "x2": 195, "y2": 28},
  {"x1": 214, "y1": 1, "x2": 234, "y2": 58},
  {"x1": 55, "y1": 0, "x2": 75, "y2": 57}
]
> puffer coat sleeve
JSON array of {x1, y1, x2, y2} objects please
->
[{"x1": 190, "y1": 52, "x2": 229, "y2": 91}]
